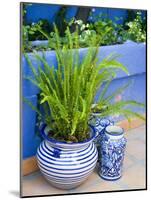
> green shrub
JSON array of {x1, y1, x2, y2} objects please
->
[
  {"x1": 122, "y1": 12, "x2": 146, "y2": 42},
  {"x1": 22, "y1": 8, "x2": 147, "y2": 53}
]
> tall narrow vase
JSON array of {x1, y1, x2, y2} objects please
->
[{"x1": 99, "y1": 125, "x2": 127, "y2": 181}]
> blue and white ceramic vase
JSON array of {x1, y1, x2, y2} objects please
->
[
  {"x1": 99, "y1": 125, "x2": 127, "y2": 181},
  {"x1": 89, "y1": 114, "x2": 114, "y2": 145},
  {"x1": 88, "y1": 114, "x2": 114, "y2": 159},
  {"x1": 37, "y1": 124, "x2": 98, "y2": 189}
]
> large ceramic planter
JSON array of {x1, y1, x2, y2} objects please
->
[
  {"x1": 99, "y1": 125, "x2": 127, "y2": 180},
  {"x1": 36, "y1": 124, "x2": 98, "y2": 189}
]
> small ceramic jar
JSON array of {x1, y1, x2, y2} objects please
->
[{"x1": 99, "y1": 125, "x2": 127, "y2": 181}]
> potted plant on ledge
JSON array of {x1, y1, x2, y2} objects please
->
[{"x1": 24, "y1": 27, "x2": 144, "y2": 189}]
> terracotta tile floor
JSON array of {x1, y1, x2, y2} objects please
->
[{"x1": 21, "y1": 125, "x2": 146, "y2": 197}]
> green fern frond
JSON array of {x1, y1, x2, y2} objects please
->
[
  {"x1": 98, "y1": 55, "x2": 129, "y2": 75},
  {"x1": 101, "y1": 81, "x2": 131, "y2": 104},
  {"x1": 97, "y1": 102, "x2": 145, "y2": 121},
  {"x1": 24, "y1": 53, "x2": 39, "y2": 80},
  {"x1": 98, "y1": 79, "x2": 113, "y2": 102},
  {"x1": 23, "y1": 97, "x2": 41, "y2": 117}
]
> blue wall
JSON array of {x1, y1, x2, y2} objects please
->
[
  {"x1": 88, "y1": 7, "x2": 128, "y2": 24},
  {"x1": 25, "y1": 4, "x2": 61, "y2": 23},
  {"x1": 25, "y1": 4, "x2": 78, "y2": 24},
  {"x1": 25, "y1": 3, "x2": 146, "y2": 25},
  {"x1": 22, "y1": 41, "x2": 146, "y2": 159},
  {"x1": 22, "y1": 95, "x2": 42, "y2": 158}
]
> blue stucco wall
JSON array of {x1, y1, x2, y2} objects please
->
[
  {"x1": 25, "y1": 4, "x2": 78, "y2": 24},
  {"x1": 22, "y1": 41, "x2": 146, "y2": 159},
  {"x1": 25, "y1": 3, "x2": 146, "y2": 25},
  {"x1": 25, "y1": 4, "x2": 61, "y2": 24},
  {"x1": 88, "y1": 7, "x2": 127, "y2": 24},
  {"x1": 22, "y1": 95, "x2": 42, "y2": 158}
]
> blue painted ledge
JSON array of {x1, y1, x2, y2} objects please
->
[
  {"x1": 23, "y1": 40, "x2": 146, "y2": 96},
  {"x1": 22, "y1": 41, "x2": 146, "y2": 159}
]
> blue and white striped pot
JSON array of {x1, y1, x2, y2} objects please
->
[
  {"x1": 37, "y1": 124, "x2": 98, "y2": 189},
  {"x1": 99, "y1": 125, "x2": 127, "y2": 181}
]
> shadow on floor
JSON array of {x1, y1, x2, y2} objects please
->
[{"x1": 9, "y1": 190, "x2": 20, "y2": 197}]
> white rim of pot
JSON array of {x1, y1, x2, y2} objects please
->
[{"x1": 105, "y1": 125, "x2": 124, "y2": 140}]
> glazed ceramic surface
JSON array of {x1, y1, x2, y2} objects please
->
[
  {"x1": 88, "y1": 115, "x2": 114, "y2": 160},
  {"x1": 37, "y1": 124, "x2": 98, "y2": 189},
  {"x1": 88, "y1": 114, "x2": 114, "y2": 146},
  {"x1": 99, "y1": 125, "x2": 127, "y2": 180}
]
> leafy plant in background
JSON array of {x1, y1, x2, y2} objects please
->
[
  {"x1": 30, "y1": 17, "x2": 123, "y2": 50},
  {"x1": 89, "y1": 18, "x2": 124, "y2": 45},
  {"x1": 22, "y1": 3, "x2": 32, "y2": 52},
  {"x1": 22, "y1": 6, "x2": 146, "y2": 53},
  {"x1": 24, "y1": 27, "x2": 144, "y2": 142},
  {"x1": 31, "y1": 19, "x2": 100, "y2": 50},
  {"x1": 88, "y1": 11, "x2": 125, "y2": 45},
  {"x1": 22, "y1": 4, "x2": 69, "y2": 52},
  {"x1": 22, "y1": 20, "x2": 52, "y2": 52},
  {"x1": 28, "y1": 20, "x2": 52, "y2": 41},
  {"x1": 122, "y1": 12, "x2": 146, "y2": 42},
  {"x1": 22, "y1": 25, "x2": 32, "y2": 52},
  {"x1": 67, "y1": 19, "x2": 98, "y2": 47}
]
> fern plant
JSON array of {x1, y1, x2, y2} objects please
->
[{"x1": 24, "y1": 26, "x2": 145, "y2": 142}]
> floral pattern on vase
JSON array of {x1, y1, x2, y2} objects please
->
[
  {"x1": 89, "y1": 115, "x2": 114, "y2": 145},
  {"x1": 99, "y1": 125, "x2": 127, "y2": 180},
  {"x1": 88, "y1": 115, "x2": 114, "y2": 161}
]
